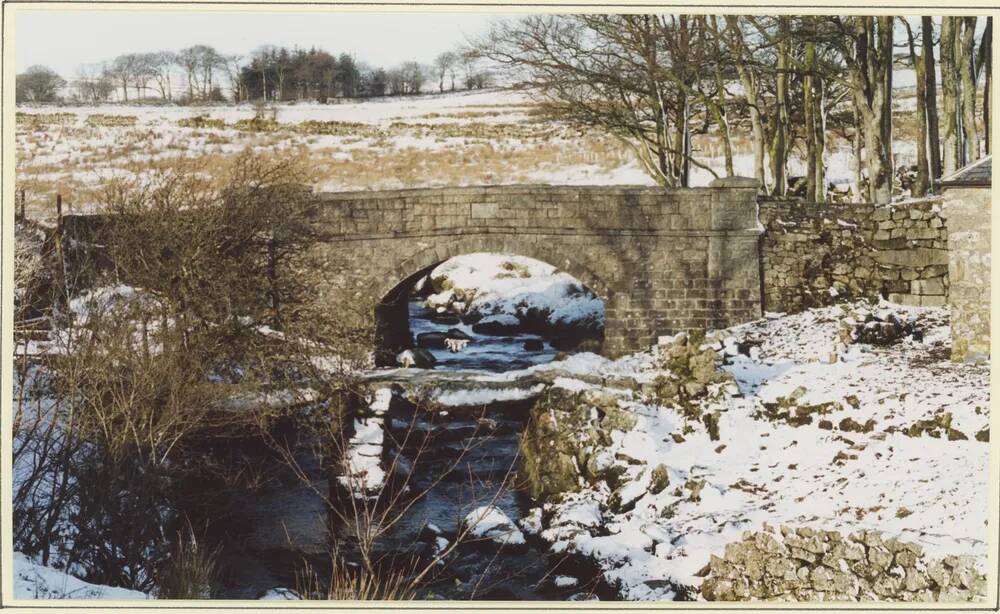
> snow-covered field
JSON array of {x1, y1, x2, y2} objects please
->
[
  {"x1": 562, "y1": 304, "x2": 987, "y2": 599},
  {"x1": 15, "y1": 85, "x2": 925, "y2": 219},
  {"x1": 15, "y1": 89, "x2": 649, "y2": 217}
]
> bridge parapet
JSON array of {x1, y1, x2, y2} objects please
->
[{"x1": 313, "y1": 182, "x2": 763, "y2": 356}]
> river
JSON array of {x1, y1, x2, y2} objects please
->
[{"x1": 202, "y1": 299, "x2": 608, "y2": 601}]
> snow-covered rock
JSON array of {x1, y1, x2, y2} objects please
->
[
  {"x1": 422, "y1": 253, "x2": 604, "y2": 343},
  {"x1": 258, "y1": 587, "x2": 301, "y2": 600},
  {"x1": 461, "y1": 505, "x2": 526, "y2": 548}
]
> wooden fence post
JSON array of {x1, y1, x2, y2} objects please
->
[{"x1": 17, "y1": 189, "x2": 25, "y2": 221}]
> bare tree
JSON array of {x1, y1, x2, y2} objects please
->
[
  {"x1": 959, "y1": 17, "x2": 980, "y2": 164},
  {"x1": 400, "y1": 61, "x2": 426, "y2": 94},
  {"x1": 478, "y1": 15, "x2": 726, "y2": 187},
  {"x1": 940, "y1": 17, "x2": 962, "y2": 174},
  {"x1": 433, "y1": 52, "x2": 457, "y2": 93},
  {"x1": 221, "y1": 54, "x2": 245, "y2": 102},
  {"x1": 176, "y1": 45, "x2": 224, "y2": 101},
  {"x1": 829, "y1": 16, "x2": 895, "y2": 203},
  {"x1": 145, "y1": 51, "x2": 177, "y2": 101},
  {"x1": 106, "y1": 54, "x2": 141, "y2": 102}
]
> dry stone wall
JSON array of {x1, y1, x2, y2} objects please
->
[
  {"x1": 701, "y1": 526, "x2": 986, "y2": 602},
  {"x1": 759, "y1": 199, "x2": 949, "y2": 313}
]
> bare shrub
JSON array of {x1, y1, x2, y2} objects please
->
[
  {"x1": 295, "y1": 555, "x2": 415, "y2": 601},
  {"x1": 156, "y1": 527, "x2": 220, "y2": 599}
]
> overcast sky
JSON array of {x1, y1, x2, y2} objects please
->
[{"x1": 15, "y1": 9, "x2": 506, "y2": 77}]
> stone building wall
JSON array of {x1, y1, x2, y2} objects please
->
[
  {"x1": 312, "y1": 182, "x2": 763, "y2": 356},
  {"x1": 759, "y1": 199, "x2": 949, "y2": 313},
  {"x1": 941, "y1": 187, "x2": 991, "y2": 363}
]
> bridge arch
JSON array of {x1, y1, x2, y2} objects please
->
[
  {"x1": 369, "y1": 234, "x2": 616, "y2": 305},
  {"x1": 368, "y1": 235, "x2": 618, "y2": 364}
]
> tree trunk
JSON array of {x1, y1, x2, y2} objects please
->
[
  {"x1": 849, "y1": 17, "x2": 893, "y2": 203},
  {"x1": 711, "y1": 41, "x2": 734, "y2": 177},
  {"x1": 814, "y1": 73, "x2": 826, "y2": 203},
  {"x1": 922, "y1": 17, "x2": 942, "y2": 181},
  {"x1": 725, "y1": 16, "x2": 767, "y2": 190},
  {"x1": 880, "y1": 17, "x2": 893, "y2": 184},
  {"x1": 940, "y1": 17, "x2": 961, "y2": 174},
  {"x1": 771, "y1": 17, "x2": 791, "y2": 197},
  {"x1": 852, "y1": 103, "x2": 864, "y2": 201},
  {"x1": 987, "y1": 22, "x2": 993, "y2": 154},
  {"x1": 804, "y1": 40, "x2": 818, "y2": 201},
  {"x1": 960, "y1": 17, "x2": 980, "y2": 163},
  {"x1": 906, "y1": 20, "x2": 930, "y2": 196}
]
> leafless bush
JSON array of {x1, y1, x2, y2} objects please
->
[
  {"x1": 13, "y1": 150, "x2": 374, "y2": 595},
  {"x1": 13, "y1": 220, "x2": 47, "y2": 323}
]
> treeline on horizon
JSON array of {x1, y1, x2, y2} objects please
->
[{"x1": 15, "y1": 43, "x2": 494, "y2": 105}]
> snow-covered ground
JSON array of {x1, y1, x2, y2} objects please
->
[
  {"x1": 403, "y1": 299, "x2": 989, "y2": 601},
  {"x1": 541, "y1": 302, "x2": 988, "y2": 600},
  {"x1": 15, "y1": 89, "x2": 650, "y2": 216},
  {"x1": 13, "y1": 552, "x2": 149, "y2": 600},
  {"x1": 15, "y1": 85, "x2": 925, "y2": 219}
]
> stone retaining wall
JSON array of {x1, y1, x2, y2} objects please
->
[
  {"x1": 701, "y1": 526, "x2": 986, "y2": 602},
  {"x1": 759, "y1": 199, "x2": 949, "y2": 313}
]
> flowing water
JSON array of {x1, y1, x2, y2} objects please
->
[
  {"x1": 408, "y1": 300, "x2": 560, "y2": 372},
  {"x1": 204, "y1": 301, "x2": 607, "y2": 600}
]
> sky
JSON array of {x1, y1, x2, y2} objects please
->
[{"x1": 14, "y1": 9, "x2": 507, "y2": 77}]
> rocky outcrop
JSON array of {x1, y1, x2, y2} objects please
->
[
  {"x1": 648, "y1": 332, "x2": 735, "y2": 437},
  {"x1": 519, "y1": 387, "x2": 636, "y2": 503},
  {"x1": 700, "y1": 526, "x2": 986, "y2": 602}
]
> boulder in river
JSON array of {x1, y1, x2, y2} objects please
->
[
  {"x1": 460, "y1": 312, "x2": 483, "y2": 325},
  {"x1": 472, "y1": 314, "x2": 524, "y2": 336},
  {"x1": 416, "y1": 332, "x2": 449, "y2": 349},
  {"x1": 430, "y1": 313, "x2": 461, "y2": 325},
  {"x1": 397, "y1": 348, "x2": 437, "y2": 368},
  {"x1": 446, "y1": 328, "x2": 473, "y2": 341},
  {"x1": 523, "y1": 339, "x2": 545, "y2": 351}
]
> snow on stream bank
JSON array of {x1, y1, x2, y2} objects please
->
[
  {"x1": 422, "y1": 253, "x2": 604, "y2": 335},
  {"x1": 446, "y1": 300, "x2": 989, "y2": 601},
  {"x1": 13, "y1": 552, "x2": 149, "y2": 599}
]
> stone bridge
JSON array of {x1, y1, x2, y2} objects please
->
[{"x1": 310, "y1": 180, "x2": 764, "y2": 358}]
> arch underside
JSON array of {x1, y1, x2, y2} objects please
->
[{"x1": 370, "y1": 234, "x2": 616, "y2": 305}]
